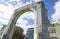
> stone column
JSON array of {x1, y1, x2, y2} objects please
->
[{"x1": 34, "y1": 1, "x2": 49, "y2": 39}]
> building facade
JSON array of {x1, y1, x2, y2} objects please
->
[
  {"x1": 26, "y1": 28, "x2": 34, "y2": 39},
  {"x1": 48, "y1": 19, "x2": 60, "y2": 39}
]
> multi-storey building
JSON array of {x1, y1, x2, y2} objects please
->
[{"x1": 26, "y1": 28, "x2": 34, "y2": 39}]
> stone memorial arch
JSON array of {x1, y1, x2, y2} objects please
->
[{"x1": 2, "y1": 1, "x2": 49, "y2": 39}]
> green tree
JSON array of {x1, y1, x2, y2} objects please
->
[{"x1": 12, "y1": 26, "x2": 25, "y2": 39}]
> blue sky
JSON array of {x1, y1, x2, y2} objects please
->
[
  {"x1": 44, "y1": 0, "x2": 58, "y2": 17},
  {"x1": 0, "y1": 0, "x2": 60, "y2": 34},
  {"x1": 44, "y1": 0, "x2": 58, "y2": 22}
]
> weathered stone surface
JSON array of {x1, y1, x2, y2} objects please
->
[{"x1": 2, "y1": 1, "x2": 49, "y2": 39}]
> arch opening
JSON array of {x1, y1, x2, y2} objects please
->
[
  {"x1": 16, "y1": 11, "x2": 35, "y2": 34},
  {"x1": 5, "y1": 7, "x2": 36, "y2": 39},
  {"x1": 14, "y1": 11, "x2": 35, "y2": 39}
]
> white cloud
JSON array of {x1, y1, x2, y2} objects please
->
[
  {"x1": 35, "y1": 0, "x2": 42, "y2": 2},
  {"x1": 8, "y1": 0, "x2": 20, "y2": 2},
  {"x1": 16, "y1": 18, "x2": 28, "y2": 28},
  {"x1": 20, "y1": 11, "x2": 34, "y2": 20},
  {"x1": 0, "y1": 4, "x2": 14, "y2": 19},
  {"x1": 0, "y1": 17, "x2": 8, "y2": 24},
  {"x1": 51, "y1": 0, "x2": 60, "y2": 23}
]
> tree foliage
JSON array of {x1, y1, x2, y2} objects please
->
[{"x1": 12, "y1": 26, "x2": 25, "y2": 39}]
